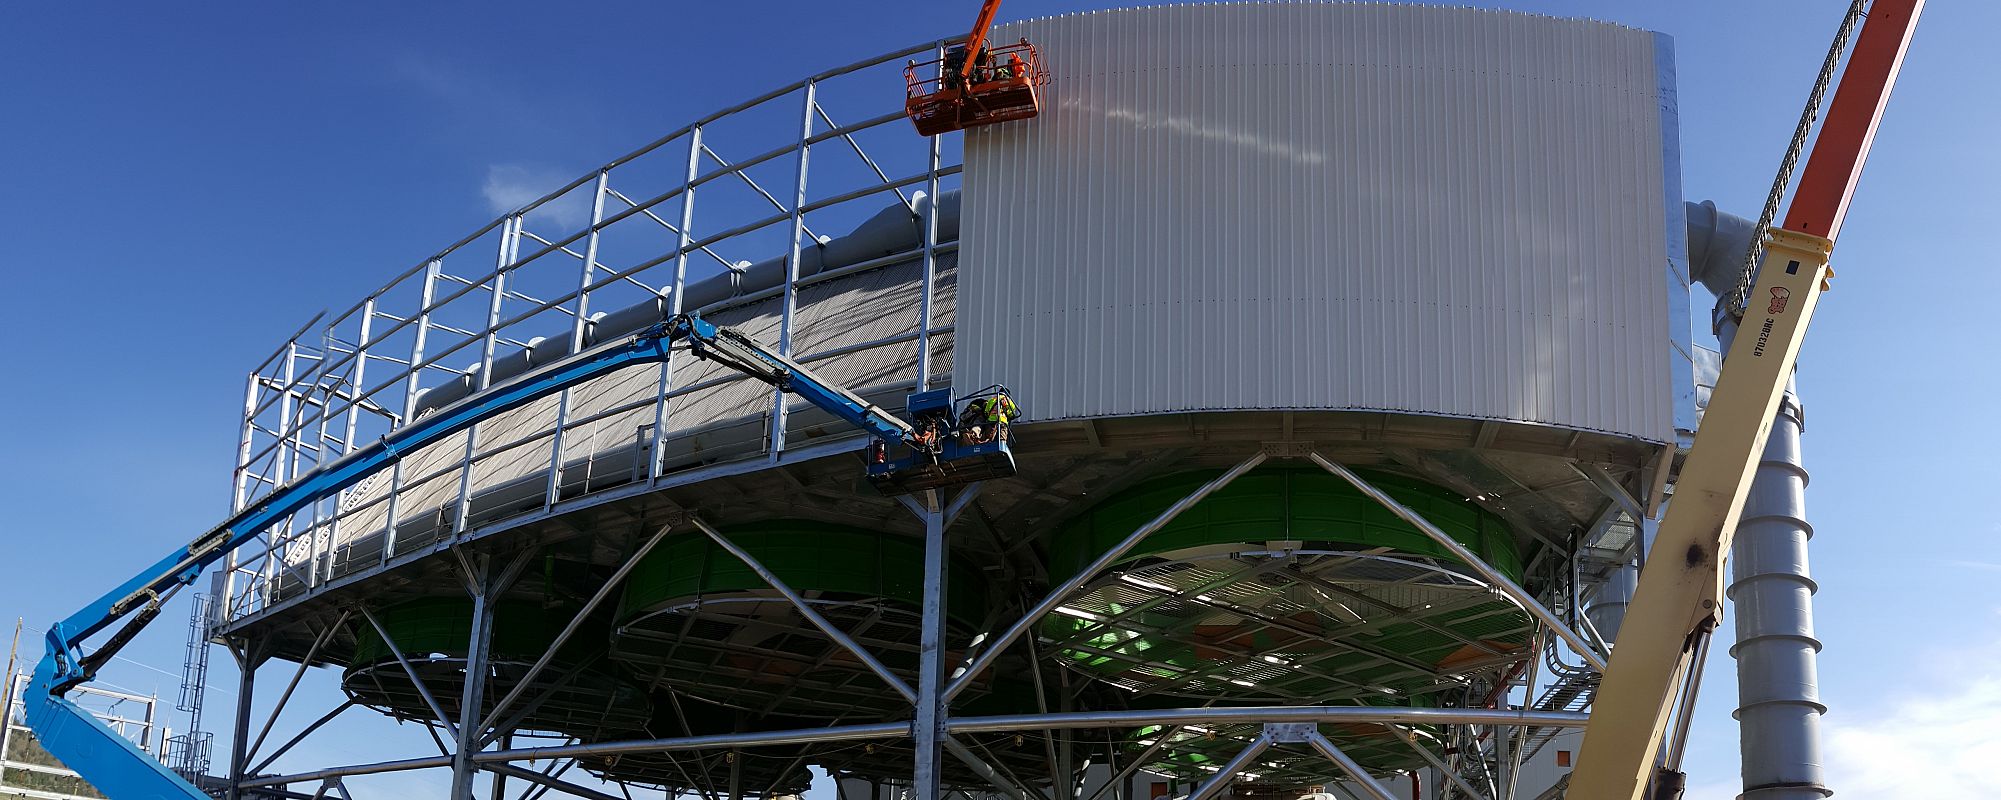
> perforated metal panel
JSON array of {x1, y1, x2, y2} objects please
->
[{"x1": 957, "y1": 3, "x2": 1682, "y2": 442}]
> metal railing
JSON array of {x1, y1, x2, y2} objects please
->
[{"x1": 218, "y1": 39, "x2": 962, "y2": 629}]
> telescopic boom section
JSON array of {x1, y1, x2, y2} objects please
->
[
  {"x1": 1568, "y1": 2, "x2": 1924, "y2": 798},
  {"x1": 25, "y1": 313, "x2": 1011, "y2": 799},
  {"x1": 961, "y1": 0, "x2": 1005, "y2": 69}
]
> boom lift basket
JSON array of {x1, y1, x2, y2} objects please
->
[
  {"x1": 866, "y1": 388, "x2": 1018, "y2": 495},
  {"x1": 904, "y1": 40, "x2": 1045, "y2": 136}
]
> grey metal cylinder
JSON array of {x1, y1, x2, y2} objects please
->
[
  {"x1": 1719, "y1": 319, "x2": 1827, "y2": 800},
  {"x1": 1585, "y1": 564, "x2": 1638, "y2": 643}
]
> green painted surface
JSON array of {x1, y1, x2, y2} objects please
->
[
  {"x1": 1042, "y1": 467, "x2": 1533, "y2": 700},
  {"x1": 617, "y1": 521, "x2": 989, "y2": 628},
  {"x1": 1049, "y1": 467, "x2": 1522, "y2": 581},
  {"x1": 349, "y1": 596, "x2": 608, "y2": 665}
]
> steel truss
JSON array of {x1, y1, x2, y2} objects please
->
[{"x1": 213, "y1": 446, "x2": 1616, "y2": 800}]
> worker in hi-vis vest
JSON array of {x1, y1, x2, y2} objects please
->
[{"x1": 959, "y1": 390, "x2": 1018, "y2": 444}]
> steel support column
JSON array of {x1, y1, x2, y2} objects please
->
[
  {"x1": 914, "y1": 491, "x2": 948, "y2": 800},
  {"x1": 449, "y1": 559, "x2": 496, "y2": 799},
  {"x1": 225, "y1": 640, "x2": 269, "y2": 800}
]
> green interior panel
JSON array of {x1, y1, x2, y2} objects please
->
[
  {"x1": 1049, "y1": 467, "x2": 1522, "y2": 582},
  {"x1": 1040, "y1": 467, "x2": 1534, "y2": 701},
  {"x1": 618, "y1": 520, "x2": 989, "y2": 627},
  {"x1": 349, "y1": 596, "x2": 608, "y2": 665}
]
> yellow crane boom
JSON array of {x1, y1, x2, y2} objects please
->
[{"x1": 1569, "y1": 1, "x2": 1925, "y2": 797}]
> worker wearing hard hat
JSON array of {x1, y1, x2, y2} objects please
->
[{"x1": 958, "y1": 390, "x2": 1019, "y2": 444}]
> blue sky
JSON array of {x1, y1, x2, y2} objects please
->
[{"x1": 2, "y1": 1, "x2": 1996, "y2": 798}]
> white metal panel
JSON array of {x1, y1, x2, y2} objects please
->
[
  {"x1": 326, "y1": 257, "x2": 952, "y2": 552},
  {"x1": 958, "y1": 3, "x2": 1678, "y2": 442}
]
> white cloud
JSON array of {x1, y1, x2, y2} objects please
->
[
  {"x1": 481, "y1": 164, "x2": 591, "y2": 231},
  {"x1": 1681, "y1": 611, "x2": 2001, "y2": 799},
  {"x1": 1819, "y1": 613, "x2": 2001, "y2": 797}
]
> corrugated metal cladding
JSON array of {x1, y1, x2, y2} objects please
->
[{"x1": 958, "y1": 3, "x2": 1681, "y2": 443}]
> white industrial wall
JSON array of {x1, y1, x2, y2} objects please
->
[{"x1": 957, "y1": 3, "x2": 1683, "y2": 443}]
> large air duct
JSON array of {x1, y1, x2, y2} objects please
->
[
  {"x1": 1690, "y1": 199, "x2": 1829, "y2": 799},
  {"x1": 1716, "y1": 322, "x2": 1826, "y2": 799}
]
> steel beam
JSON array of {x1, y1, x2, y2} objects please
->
[
  {"x1": 250, "y1": 700, "x2": 356, "y2": 775},
  {"x1": 485, "y1": 763, "x2": 628, "y2": 800},
  {"x1": 1183, "y1": 734, "x2": 1271, "y2": 800},
  {"x1": 1382, "y1": 724, "x2": 1487, "y2": 800},
  {"x1": 357, "y1": 604, "x2": 458, "y2": 740},
  {"x1": 691, "y1": 516, "x2": 919, "y2": 705},
  {"x1": 478, "y1": 523, "x2": 675, "y2": 738},
  {"x1": 943, "y1": 735, "x2": 1033, "y2": 800},
  {"x1": 1303, "y1": 731, "x2": 1398, "y2": 800},
  {"x1": 949, "y1": 707, "x2": 1587, "y2": 735},
  {"x1": 245, "y1": 611, "x2": 347, "y2": 765},
  {"x1": 1083, "y1": 726, "x2": 1181, "y2": 800},
  {"x1": 914, "y1": 493, "x2": 948, "y2": 800},
  {"x1": 225, "y1": 641, "x2": 268, "y2": 800},
  {"x1": 450, "y1": 560, "x2": 497, "y2": 800},
  {"x1": 1308, "y1": 453, "x2": 1607, "y2": 672},
  {"x1": 947, "y1": 452, "x2": 1268, "y2": 701}
]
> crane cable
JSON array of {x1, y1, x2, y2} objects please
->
[{"x1": 1728, "y1": 0, "x2": 1869, "y2": 318}]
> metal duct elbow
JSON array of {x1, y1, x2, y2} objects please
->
[{"x1": 1685, "y1": 200, "x2": 1759, "y2": 297}]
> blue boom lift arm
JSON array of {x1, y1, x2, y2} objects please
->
[{"x1": 25, "y1": 313, "x2": 1015, "y2": 799}]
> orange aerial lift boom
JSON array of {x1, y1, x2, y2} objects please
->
[
  {"x1": 905, "y1": 0, "x2": 1046, "y2": 136},
  {"x1": 1569, "y1": 1, "x2": 1925, "y2": 798}
]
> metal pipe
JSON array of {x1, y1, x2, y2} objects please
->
[
  {"x1": 769, "y1": 81, "x2": 816, "y2": 461},
  {"x1": 949, "y1": 707, "x2": 1587, "y2": 735},
  {"x1": 689, "y1": 516, "x2": 918, "y2": 704},
  {"x1": 484, "y1": 763, "x2": 627, "y2": 800},
  {"x1": 1303, "y1": 731, "x2": 1398, "y2": 800},
  {"x1": 356, "y1": 605, "x2": 458, "y2": 740},
  {"x1": 1718, "y1": 318, "x2": 1827, "y2": 800},
  {"x1": 915, "y1": 103, "x2": 944, "y2": 390},
  {"x1": 1184, "y1": 735, "x2": 1272, "y2": 800},
  {"x1": 1664, "y1": 622, "x2": 1714, "y2": 770},
  {"x1": 1308, "y1": 454, "x2": 1608, "y2": 672},
  {"x1": 240, "y1": 754, "x2": 457, "y2": 789},
  {"x1": 250, "y1": 701, "x2": 355, "y2": 775},
  {"x1": 475, "y1": 721, "x2": 912, "y2": 763},
  {"x1": 1384, "y1": 725, "x2": 1489, "y2": 800},
  {"x1": 946, "y1": 452, "x2": 1269, "y2": 701},
  {"x1": 943, "y1": 736, "x2": 1032, "y2": 800},
  {"x1": 1083, "y1": 726, "x2": 1181, "y2": 800},
  {"x1": 478, "y1": 524, "x2": 675, "y2": 736},
  {"x1": 245, "y1": 612, "x2": 347, "y2": 762}
]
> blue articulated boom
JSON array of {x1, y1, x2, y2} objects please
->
[{"x1": 26, "y1": 313, "x2": 1014, "y2": 799}]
